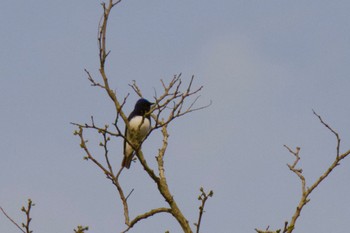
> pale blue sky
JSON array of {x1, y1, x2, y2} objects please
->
[{"x1": 1, "y1": 1, "x2": 350, "y2": 233}]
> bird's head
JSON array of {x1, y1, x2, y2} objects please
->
[{"x1": 134, "y1": 98, "x2": 154, "y2": 115}]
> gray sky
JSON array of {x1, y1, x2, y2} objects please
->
[{"x1": 1, "y1": 1, "x2": 350, "y2": 232}]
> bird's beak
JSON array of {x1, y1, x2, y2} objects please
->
[{"x1": 149, "y1": 102, "x2": 155, "y2": 112}]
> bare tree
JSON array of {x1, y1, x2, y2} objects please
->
[
  {"x1": 2, "y1": 1, "x2": 349, "y2": 233},
  {"x1": 0, "y1": 1, "x2": 212, "y2": 233},
  {"x1": 72, "y1": 1, "x2": 212, "y2": 233},
  {"x1": 255, "y1": 111, "x2": 350, "y2": 233}
]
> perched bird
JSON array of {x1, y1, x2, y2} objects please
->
[{"x1": 122, "y1": 98, "x2": 153, "y2": 169}]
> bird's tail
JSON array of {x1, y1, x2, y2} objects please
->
[
  {"x1": 121, "y1": 154, "x2": 133, "y2": 169},
  {"x1": 122, "y1": 143, "x2": 134, "y2": 169}
]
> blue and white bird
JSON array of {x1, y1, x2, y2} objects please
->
[{"x1": 122, "y1": 98, "x2": 153, "y2": 169}]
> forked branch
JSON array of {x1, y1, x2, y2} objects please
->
[
  {"x1": 194, "y1": 188, "x2": 214, "y2": 233},
  {"x1": 129, "y1": 74, "x2": 211, "y2": 131},
  {"x1": 0, "y1": 199, "x2": 35, "y2": 233},
  {"x1": 255, "y1": 111, "x2": 350, "y2": 233}
]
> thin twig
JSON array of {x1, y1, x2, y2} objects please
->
[
  {"x1": 85, "y1": 68, "x2": 104, "y2": 88},
  {"x1": 113, "y1": 167, "x2": 130, "y2": 225},
  {"x1": 194, "y1": 188, "x2": 213, "y2": 233},
  {"x1": 75, "y1": 126, "x2": 112, "y2": 177},
  {"x1": 21, "y1": 199, "x2": 35, "y2": 233},
  {"x1": 101, "y1": 129, "x2": 114, "y2": 176},
  {"x1": 313, "y1": 110, "x2": 341, "y2": 158},
  {"x1": 0, "y1": 206, "x2": 25, "y2": 233},
  {"x1": 125, "y1": 189, "x2": 134, "y2": 201}
]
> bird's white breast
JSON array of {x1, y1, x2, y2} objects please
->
[{"x1": 128, "y1": 116, "x2": 151, "y2": 140}]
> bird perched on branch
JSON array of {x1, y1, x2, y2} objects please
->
[{"x1": 122, "y1": 98, "x2": 153, "y2": 169}]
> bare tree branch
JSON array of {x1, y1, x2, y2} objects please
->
[
  {"x1": 255, "y1": 226, "x2": 276, "y2": 233},
  {"x1": 102, "y1": 132, "x2": 114, "y2": 174},
  {"x1": 313, "y1": 109, "x2": 341, "y2": 158},
  {"x1": 0, "y1": 206, "x2": 25, "y2": 233},
  {"x1": 122, "y1": 207, "x2": 172, "y2": 233},
  {"x1": 21, "y1": 199, "x2": 34, "y2": 233},
  {"x1": 74, "y1": 126, "x2": 113, "y2": 178},
  {"x1": 0, "y1": 199, "x2": 35, "y2": 233},
  {"x1": 194, "y1": 188, "x2": 214, "y2": 233},
  {"x1": 97, "y1": 0, "x2": 129, "y2": 127},
  {"x1": 284, "y1": 146, "x2": 306, "y2": 194},
  {"x1": 256, "y1": 111, "x2": 350, "y2": 233},
  {"x1": 113, "y1": 167, "x2": 130, "y2": 226},
  {"x1": 128, "y1": 74, "x2": 212, "y2": 132}
]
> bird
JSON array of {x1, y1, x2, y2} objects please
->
[{"x1": 122, "y1": 98, "x2": 153, "y2": 169}]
